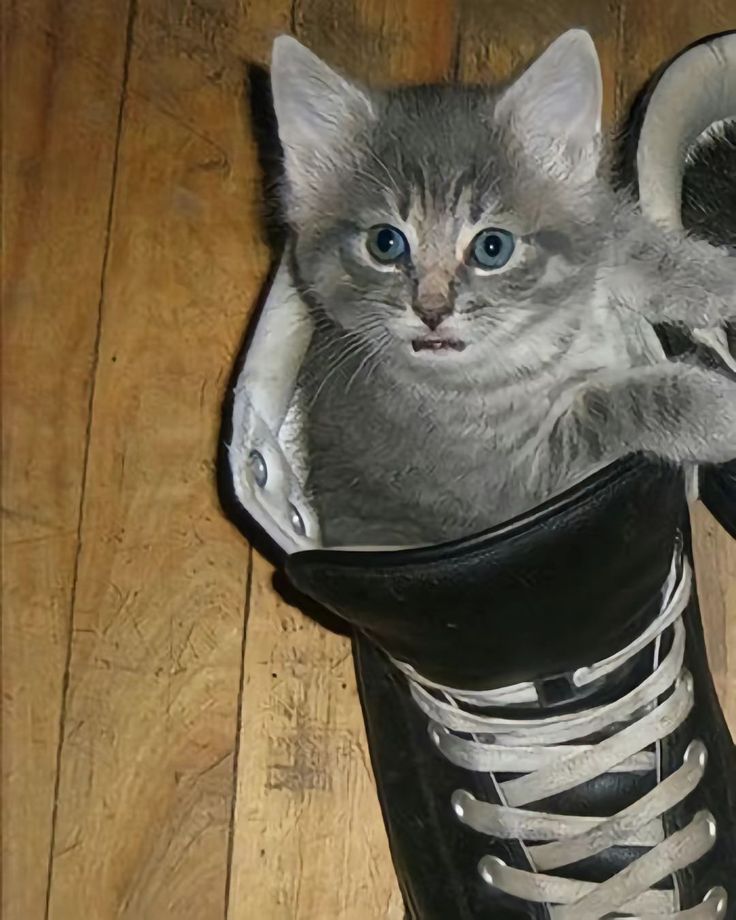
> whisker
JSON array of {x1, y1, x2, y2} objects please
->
[
  {"x1": 343, "y1": 334, "x2": 389, "y2": 394},
  {"x1": 364, "y1": 147, "x2": 402, "y2": 199},
  {"x1": 307, "y1": 338, "x2": 370, "y2": 407}
]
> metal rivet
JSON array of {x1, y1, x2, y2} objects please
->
[
  {"x1": 429, "y1": 726, "x2": 441, "y2": 746},
  {"x1": 478, "y1": 855, "x2": 506, "y2": 887},
  {"x1": 703, "y1": 886, "x2": 728, "y2": 919},
  {"x1": 704, "y1": 811, "x2": 718, "y2": 839},
  {"x1": 684, "y1": 739, "x2": 708, "y2": 770},
  {"x1": 451, "y1": 789, "x2": 471, "y2": 819},
  {"x1": 248, "y1": 450, "x2": 267, "y2": 488},
  {"x1": 678, "y1": 669, "x2": 694, "y2": 694},
  {"x1": 288, "y1": 503, "x2": 305, "y2": 536},
  {"x1": 572, "y1": 666, "x2": 588, "y2": 687}
]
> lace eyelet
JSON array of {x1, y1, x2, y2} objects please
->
[
  {"x1": 478, "y1": 855, "x2": 506, "y2": 887},
  {"x1": 404, "y1": 553, "x2": 708, "y2": 913},
  {"x1": 288, "y1": 503, "x2": 306, "y2": 536},
  {"x1": 703, "y1": 886, "x2": 728, "y2": 918},
  {"x1": 248, "y1": 449, "x2": 267, "y2": 488},
  {"x1": 451, "y1": 789, "x2": 472, "y2": 819},
  {"x1": 684, "y1": 739, "x2": 708, "y2": 770}
]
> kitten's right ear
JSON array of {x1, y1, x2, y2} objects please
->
[
  {"x1": 270, "y1": 37, "x2": 373, "y2": 194},
  {"x1": 495, "y1": 29, "x2": 602, "y2": 183}
]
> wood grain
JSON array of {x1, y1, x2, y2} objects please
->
[
  {"x1": 296, "y1": 0, "x2": 457, "y2": 82},
  {"x1": 227, "y1": 555, "x2": 405, "y2": 920},
  {"x1": 1, "y1": 2, "x2": 131, "y2": 915},
  {"x1": 41, "y1": 0, "x2": 264, "y2": 915},
  {"x1": 616, "y1": 0, "x2": 736, "y2": 114},
  {"x1": 455, "y1": 0, "x2": 622, "y2": 123},
  {"x1": 2, "y1": 2, "x2": 734, "y2": 919},
  {"x1": 693, "y1": 505, "x2": 736, "y2": 729}
]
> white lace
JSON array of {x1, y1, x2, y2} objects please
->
[{"x1": 394, "y1": 550, "x2": 729, "y2": 919}]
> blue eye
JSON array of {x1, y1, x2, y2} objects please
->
[
  {"x1": 367, "y1": 224, "x2": 408, "y2": 263},
  {"x1": 469, "y1": 228, "x2": 515, "y2": 270}
]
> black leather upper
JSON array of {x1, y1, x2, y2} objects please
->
[
  {"x1": 353, "y1": 578, "x2": 736, "y2": 919},
  {"x1": 282, "y1": 458, "x2": 736, "y2": 918},
  {"x1": 286, "y1": 457, "x2": 682, "y2": 690}
]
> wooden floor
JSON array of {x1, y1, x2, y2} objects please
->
[{"x1": 3, "y1": 1, "x2": 735, "y2": 917}]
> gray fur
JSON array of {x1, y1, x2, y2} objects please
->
[{"x1": 270, "y1": 31, "x2": 736, "y2": 546}]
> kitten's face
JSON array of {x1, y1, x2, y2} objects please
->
[{"x1": 271, "y1": 31, "x2": 607, "y2": 382}]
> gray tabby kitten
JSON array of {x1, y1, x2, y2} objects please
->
[{"x1": 270, "y1": 29, "x2": 736, "y2": 546}]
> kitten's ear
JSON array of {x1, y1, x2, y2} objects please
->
[
  {"x1": 496, "y1": 29, "x2": 602, "y2": 181},
  {"x1": 270, "y1": 36, "x2": 373, "y2": 193}
]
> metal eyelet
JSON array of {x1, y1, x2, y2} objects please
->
[
  {"x1": 478, "y1": 855, "x2": 506, "y2": 887},
  {"x1": 684, "y1": 739, "x2": 708, "y2": 770},
  {"x1": 248, "y1": 450, "x2": 267, "y2": 488},
  {"x1": 288, "y1": 503, "x2": 306, "y2": 536},
  {"x1": 703, "y1": 886, "x2": 728, "y2": 918},
  {"x1": 451, "y1": 789, "x2": 472, "y2": 819}
]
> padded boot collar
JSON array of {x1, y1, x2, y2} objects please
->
[
  {"x1": 623, "y1": 29, "x2": 736, "y2": 542},
  {"x1": 634, "y1": 30, "x2": 736, "y2": 233},
  {"x1": 285, "y1": 458, "x2": 685, "y2": 689}
]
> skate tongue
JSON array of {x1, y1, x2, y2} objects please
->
[{"x1": 285, "y1": 459, "x2": 687, "y2": 691}]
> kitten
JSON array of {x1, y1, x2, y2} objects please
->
[{"x1": 269, "y1": 29, "x2": 736, "y2": 546}]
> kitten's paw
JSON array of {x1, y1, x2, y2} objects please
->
[
  {"x1": 572, "y1": 363, "x2": 736, "y2": 466},
  {"x1": 667, "y1": 366, "x2": 736, "y2": 464}
]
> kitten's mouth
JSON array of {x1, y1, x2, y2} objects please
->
[{"x1": 411, "y1": 337, "x2": 466, "y2": 355}]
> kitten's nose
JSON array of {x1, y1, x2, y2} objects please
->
[{"x1": 414, "y1": 304, "x2": 452, "y2": 331}]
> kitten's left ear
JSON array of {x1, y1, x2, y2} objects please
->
[
  {"x1": 496, "y1": 29, "x2": 602, "y2": 181},
  {"x1": 271, "y1": 37, "x2": 374, "y2": 196}
]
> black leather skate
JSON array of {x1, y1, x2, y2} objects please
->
[{"x1": 220, "y1": 32, "x2": 736, "y2": 919}]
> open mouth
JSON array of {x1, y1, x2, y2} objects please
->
[{"x1": 411, "y1": 337, "x2": 466, "y2": 354}]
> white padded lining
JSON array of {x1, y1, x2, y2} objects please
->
[
  {"x1": 229, "y1": 262, "x2": 319, "y2": 551},
  {"x1": 637, "y1": 34, "x2": 736, "y2": 230},
  {"x1": 637, "y1": 32, "x2": 736, "y2": 374},
  {"x1": 228, "y1": 35, "x2": 736, "y2": 554}
]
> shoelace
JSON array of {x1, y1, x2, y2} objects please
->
[{"x1": 393, "y1": 549, "x2": 728, "y2": 919}]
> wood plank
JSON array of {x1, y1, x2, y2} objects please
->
[
  {"x1": 1, "y1": 3, "x2": 131, "y2": 917},
  {"x1": 617, "y1": 1, "x2": 735, "y2": 115},
  {"x1": 227, "y1": 554, "x2": 406, "y2": 920},
  {"x1": 692, "y1": 505, "x2": 736, "y2": 730},
  {"x1": 295, "y1": 0, "x2": 457, "y2": 82},
  {"x1": 42, "y1": 0, "x2": 277, "y2": 916},
  {"x1": 618, "y1": 0, "x2": 736, "y2": 737},
  {"x1": 455, "y1": 0, "x2": 622, "y2": 124}
]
